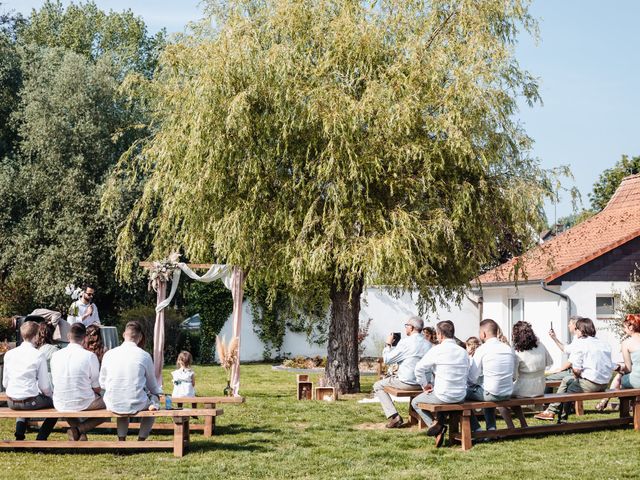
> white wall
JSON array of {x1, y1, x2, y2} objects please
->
[
  {"x1": 560, "y1": 281, "x2": 633, "y2": 362},
  {"x1": 216, "y1": 281, "x2": 634, "y2": 363},
  {"x1": 217, "y1": 287, "x2": 481, "y2": 361},
  {"x1": 479, "y1": 281, "x2": 634, "y2": 368},
  {"x1": 481, "y1": 285, "x2": 567, "y2": 368}
]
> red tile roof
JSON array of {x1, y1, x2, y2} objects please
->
[{"x1": 478, "y1": 173, "x2": 640, "y2": 285}]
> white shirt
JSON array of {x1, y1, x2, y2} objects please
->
[
  {"x1": 2, "y1": 341, "x2": 52, "y2": 399},
  {"x1": 468, "y1": 337, "x2": 515, "y2": 397},
  {"x1": 382, "y1": 334, "x2": 432, "y2": 385},
  {"x1": 415, "y1": 338, "x2": 469, "y2": 403},
  {"x1": 68, "y1": 301, "x2": 100, "y2": 327},
  {"x1": 50, "y1": 342, "x2": 100, "y2": 411},
  {"x1": 99, "y1": 341, "x2": 162, "y2": 414},
  {"x1": 513, "y1": 343, "x2": 553, "y2": 398},
  {"x1": 568, "y1": 336, "x2": 615, "y2": 384}
]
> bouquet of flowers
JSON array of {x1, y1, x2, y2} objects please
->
[
  {"x1": 216, "y1": 335, "x2": 239, "y2": 395},
  {"x1": 65, "y1": 284, "x2": 83, "y2": 317},
  {"x1": 148, "y1": 252, "x2": 181, "y2": 292}
]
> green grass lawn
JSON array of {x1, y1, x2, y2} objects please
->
[{"x1": 0, "y1": 364, "x2": 638, "y2": 479}]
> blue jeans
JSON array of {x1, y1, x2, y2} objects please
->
[
  {"x1": 411, "y1": 391, "x2": 445, "y2": 427},
  {"x1": 466, "y1": 384, "x2": 510, "y2": 431}
]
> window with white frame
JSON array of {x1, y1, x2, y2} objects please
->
[
  {"x1": 596, "y1": 295, "x2": 616, "y2": 318},
  {"x1": 509, "y1": 298, "x2": 524, "y2": 330}
]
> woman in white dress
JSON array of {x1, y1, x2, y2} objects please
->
[
  {"x1": 512, "y1": 321, "x2": 553, "y2": 398},
  {"x1": 171, "y1": 351, "x2": 196, "y2": 398}
]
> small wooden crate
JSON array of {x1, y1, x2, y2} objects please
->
[
  {"x1": 297, "y1": 381, "x2": 313, "y2": 400},
  {"x1": 297, "y1": 374, "x2": 309, "y2": 382},
  {"x1": 314, "y1": 387, "x2": 337, "y2": 401}
]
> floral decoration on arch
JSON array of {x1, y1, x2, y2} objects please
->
[{"x1": 148, "y1": 252, "x2": 181, "y2": 292}]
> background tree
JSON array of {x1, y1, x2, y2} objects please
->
[
  {"x1": 0, "y1": 1, "x2": 164, "y2": 319},
  {"x1": 589, "y1": 154, "x2": 640, "y2": 211},
  {"x1": 107, "y1": 0, "x2": 559, "y2": 392}
]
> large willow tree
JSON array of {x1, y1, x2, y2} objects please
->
[{"x1": 107, "y1": 0, "x2": 559, "y2": 392}]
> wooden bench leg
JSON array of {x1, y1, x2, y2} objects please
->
[
  {"x1": 620, "y1": 398, "x2": 631, "y2": 419},
  {"x1": 204, "y1": 403, "x2": 215, "y2": 437},
  {"x1": 575, "y1": 400, "x2": 584, "y2": 416},
  {"x1": 173, "y1": 418, "x2": 186, "y2": 458},
  {"x1": 634, "y1": 396, "x2": 640, "y2": 431},
  {"x1": 448, "y1": 412, "x2": 460, "y2": 447},
  {"x1": 461, "y1": 411, "x2": 473, "y2": 451}
]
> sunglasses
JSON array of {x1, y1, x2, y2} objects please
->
[{"x1": 85, "y1": 293, "x2": 94, "y2": 297}]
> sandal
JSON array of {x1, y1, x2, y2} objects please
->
[
  {"x1": 595, "y1": 399, "x2": 609, "y2": 412},
  {"x1": 67, "y1": 426, "x2": 81, "y2": 441}
]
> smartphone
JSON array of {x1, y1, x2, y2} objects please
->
[
  {"x1": 550, "y1": 321, "x2": 553, "y2": 331},
  {"x1": 391, "y1": 332, "x2": 401, "y2": 347}
]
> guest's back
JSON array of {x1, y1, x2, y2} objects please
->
[{"x1": 99, "y1": 341, "x2": 159, "y2": 414}]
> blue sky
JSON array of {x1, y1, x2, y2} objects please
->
[{"x1": 3, "y1": 0, "x2": 639, "y2": 222}]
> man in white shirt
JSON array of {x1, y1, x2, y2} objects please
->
[
  {"x1": 2, "y1": 321, "x2": 57, "y2": 440},
  {"x1": 544, "y1": 316, "x2": 582, "y2": 392},
  {"x1": 372, "y1": 316, "x2": 432, "y2": 428},
  {"x1": 100, "y1": 321, "x2": 163, "y2": 441},
  {"x1": 467, "y1": 319, "x2": 515, "y2": 431},
  {"x1": 412, "y1": 320, "x2": 469, "y2": 447},
  {"x1": 68, "y1": 284, "x2": 100, "y2": 327},
  {"x1": 535, "y1": 317, "x2": 615, "y2": 421},
  {"x1": 50, "y1": 323, "x2": 106, "y2": 441}
]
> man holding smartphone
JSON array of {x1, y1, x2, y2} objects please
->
[{"x1": 372, "y1": 316, "x2": 431, "y2": 428}]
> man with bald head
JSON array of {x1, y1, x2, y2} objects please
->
[
  {"x1": 372, "y1": 315, "x2": 432, "y2": 428},
  {"x1": 466, "y1": 318, "x2": 515, "y2": 432}
]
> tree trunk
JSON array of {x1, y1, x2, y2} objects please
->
[{"x1": 325, "y1": 278, "x2": 362, "y2": 394}]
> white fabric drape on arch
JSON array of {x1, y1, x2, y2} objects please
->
[{"x1": 153, "y1": 263, "x2": 244, "y2": 395}]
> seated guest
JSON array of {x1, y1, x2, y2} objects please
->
[
  {"x1": 2, "y1": 321, "x2": 57, "y2": 440},
  {"x1": 35, "y1": 322, "x2": 60, "y2": 383},
  {"x1": 373, "y1": 316, "x2": 431, "y2": 428},
  {"x1": 467, "y1": 319, "x2": 515, "y2": 432},
  {"x1": 412, "y1": 321, "x2": 469, "y2": 447},
  {"x1": 423, "y1": 326, "x2": 438, "y2": 345},
  {"x1": 84, "y1": 324, "x2": 106, "y2": 364},
  {"x1": 99, "y1": 321, "x2": 163, "y2": 441},
  {"x1": 512, "y1": 321, "x2": 553, "y2": 398},
  {"x1": 535, "y1": 317, "x2": 615, "y2": 421},
  {"x1": 51, "y1": 323, "x2": 106, "y2": 441},
  {"x1": 544, "y1": 316, "x2": 581, "y2": 392},
  {"x1": 619, "y1": 314, "x2": 640, "y2": 389},
  {"x1": 465, "y1": 336, "x2": 481, "y2": 357},
  {"x1": 596, "y1": 314, "x2": 640, "y2": 410}
]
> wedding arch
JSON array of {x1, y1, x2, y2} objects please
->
[{"x1": 142, "y1": 255, "x2": 245, "y2": 396}]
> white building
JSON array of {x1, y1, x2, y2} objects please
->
[
  {"x1": 221, "y1": 174, "x2": 640, "y2": 363},
  {"x1": 475, "y1": 173, "x2": 640, "y2": 366}
]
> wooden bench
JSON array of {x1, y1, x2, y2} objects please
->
[
  {"x1": 0, "y1": 394, "x2": 242, "y2": 437},
  {"x1": 417, "y1": 388, "x2": 640, "y2": 451},
  {"x1": 0, "y1": 407, "x2": 223, "y2": 457},
  {"x1": 382, "y1": 386, "x2": 425, "y2": 428}
]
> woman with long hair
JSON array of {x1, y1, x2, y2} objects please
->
[
  {"x1": 83, "y1": 324, "x2": 106, "y2": 364},
  {"x1": 34, "y1": 322, "x2": 59, "y2": 378}
]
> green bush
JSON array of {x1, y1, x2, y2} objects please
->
[
  {"x1": 175, "y1": 330, "x2": 201, "y2": 363},
  {"x1": 0, "y1": 276, "x2": 37, "y2": 317},
  {"x1": 116, "y1": 304, "x2": 182, "y2": 363},
  {"x1": 0, "y1": 317, "x2": 15, "y2": 341},
  {"x1": 183, "y1": 282, "x2": 233, "y2": 364}
]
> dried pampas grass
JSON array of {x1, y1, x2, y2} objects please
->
[{"x1": 216, "y1": 335, "x2": 239, "y2": 374}]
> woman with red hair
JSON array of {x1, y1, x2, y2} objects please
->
[{"x1": 596, "y1": 314, "x2": 640, "y2": 411}]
